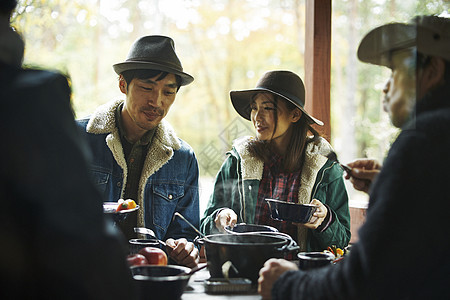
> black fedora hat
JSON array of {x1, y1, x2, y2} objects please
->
[
  {"x1": 230, "y1": 70, "x2": 323, "y2": 126},
  {"x1": 113, "y1": 35, "x2": 194, "y2": 86}
]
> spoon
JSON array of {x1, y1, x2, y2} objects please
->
[
  {"x1": 174, "y1": 212, "x2": 206, "y2": 238},
  {"x1": 134, "y1": 227, "x2": 168, "y2": 247}
]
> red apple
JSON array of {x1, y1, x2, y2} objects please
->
[
  {"x1": 126, "y1": 254, "x2": 148, "y2": 266},
  {"x1": 138, "y1": 247, "x2": 168, "y2": 266}
]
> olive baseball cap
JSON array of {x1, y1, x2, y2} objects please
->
[{"x1": 357, "y1": 15, "x2": 450, "y2": 67}]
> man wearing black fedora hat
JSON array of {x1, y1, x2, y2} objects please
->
[
  {"x1": 258, "y1": 15, "x2": 450, "y2": 300},
  {"x1": 77, "y1": 35, "x2": 200, "y2": 268}
]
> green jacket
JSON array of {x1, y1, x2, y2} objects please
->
[{"x1": 200, "y1": 137, "x2": 351, "y2": 251}]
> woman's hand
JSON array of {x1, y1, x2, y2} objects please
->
[
  {"x1": 258, "y1": 258, "x2": 298, "y2": 300},
  {"x1": 302, "y1": 199, "x2": 327, "y2": 229},
  {"x1": 165, "y1": 238, "x2": 199, "y2": 268},
  {"x1": 214, "y1": 208, "x2": 237, "y2": 233},
  {"x1": 345, "y1": 158, "x2": 382, "y2": 194}
]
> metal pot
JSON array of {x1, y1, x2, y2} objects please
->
[{"x1": 196, "y1": 233, "x2": 298, "y2": 283}]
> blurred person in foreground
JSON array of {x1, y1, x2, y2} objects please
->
[
  {"x1": 258, "y1": 15, "x2": 450, "y2": 300},
  {"x1": 200, "y1": 70, "x2": 351, "y2": 252},
  {"x1": 0, "y1": 1, "x2": 136, "y2": 299},
  {"x1": 77, "y1": 36, "x2": 200, "y2": 267}
]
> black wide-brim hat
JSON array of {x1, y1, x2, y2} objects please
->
[
  {"x1": 113, "y1": 35, "x2": 194, "y2": 86},
  {"x1": 230, "y1": 70, "x2": 323, "y2": 126}
]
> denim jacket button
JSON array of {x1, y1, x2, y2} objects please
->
[
  {"x1": 117, "y1": 181, "x2": 122, "y2": 187},
  {"x1": 168, "y1": 194, "x2": 173, "y2": 200}
]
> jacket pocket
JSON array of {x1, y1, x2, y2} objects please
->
[
  {"x1": 153, "y1": 182, "x2": 185, "y2": 202},
  {"x1": 152, "y1": 182, "x2": 185, "y2": 230},
  {"x1": 89, "y1": 170, "x2": 109, "y2": 194}
]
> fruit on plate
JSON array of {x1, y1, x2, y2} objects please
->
[
  {"x1": 126, "y1": 254, "x2": 148, "y2": 266},
  {"x1": 116, "y1": 199, "x2": 137, "y2": 212},
  {"x1": 138, "y1": 247, "x2": 168, "y2": 266}
]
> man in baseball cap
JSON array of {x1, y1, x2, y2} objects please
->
[
  {"x1": 357, "y1": 15, "x2": 450, "y2": 127},
  {"x1": 77, "y1": 36, "x2": 200, "y2": 268},
  {"x1": 258, "y1": 15, "x2": 450, "y2": 300}
]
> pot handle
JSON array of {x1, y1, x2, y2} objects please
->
[
  {"x1": 192, "y1": 235, "x2": 208, "y2": 246},
  {"x1": 275, "y1": 233, "x2": 299, "y2": 252},
  {"x1": 277, "y1": 241, "x2": 300, "y2": 253},
  {"x1": 194, "y1": 235, "x2": 205, "y2": 246},
  {"x1": 253, "y1": 232, "x2": 299, "y2": 253},
  {"x1": 193, "y1": 235, "x2": 205, "y2": 246}
]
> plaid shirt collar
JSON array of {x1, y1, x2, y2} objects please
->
[{"x1": 267, "y1": 152, "x2": 282, "y2": 174}]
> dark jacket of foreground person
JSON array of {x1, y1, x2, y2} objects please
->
[
  {"x1": 0, "y1": 64, "x2": 136, "y2": 299},
  {"x1": 272, "y1": 83, "x2": 450, "y2": 299}
]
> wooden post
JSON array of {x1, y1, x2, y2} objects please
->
[{"x1": 304, "y1": 0, "x2": 332, "y2": 140}]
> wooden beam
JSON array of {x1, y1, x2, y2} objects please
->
[{"x1": 304, "y1": 0, "x2": 332, "y2": 140}]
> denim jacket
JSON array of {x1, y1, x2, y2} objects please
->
[{"x1": 77, "y1": 100, "x2": 200, "y2": 242}]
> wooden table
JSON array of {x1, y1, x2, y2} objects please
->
[{"x1": 181, "y1": 268, "x2": 261, "y2": 299}]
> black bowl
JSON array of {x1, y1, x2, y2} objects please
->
[
  {"x1": 297, "y1": 252, "x2": 335, "y2": 270},
  {"x1": 131, "y1": 265, "x2": 191, "y2": 300},
  {"x1": 224, "y1": 223, "x2": 279, "y2": 234},
  {"x1": 265, "y1": 198, "x2": 317, "y2": 223},
  {"x1": 103, "y1": 202, "x2": 140, "y2": 240}
]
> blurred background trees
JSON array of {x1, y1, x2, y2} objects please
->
[{"x1": 12, "y1": 0, "x2": 449, "y2": 209}]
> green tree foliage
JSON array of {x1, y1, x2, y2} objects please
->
[{"x1": 12, "y1": 0, "x2": 449, "y2": 180}]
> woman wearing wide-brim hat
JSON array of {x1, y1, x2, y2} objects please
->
[{"x1": 200, "y1": 70, "x2": 351, "y2": 252}]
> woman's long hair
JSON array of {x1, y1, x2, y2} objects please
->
[{"x1": 247, "y1": 95, "x2": 321, "y2": 173}]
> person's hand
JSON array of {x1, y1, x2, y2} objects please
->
[
  {"x1": 258, "y1": 258, "x2": 298, "y2": 300},
  {"x1": 302, "y1": 199, "x2": 327, "y2": 230},
  {"x1": 214, "y1": 208, "x2": 237, "y2": 233},
  {"x1": 345, "y1": 158, "x2": 382, "y2": 193},
  {"x1": 165, "y1": 238, "x2": 199, "y2": 268}
]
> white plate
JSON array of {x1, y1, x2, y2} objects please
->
[{"x1": 103, "y1": 201, "x2": 139, "y2": 214}]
